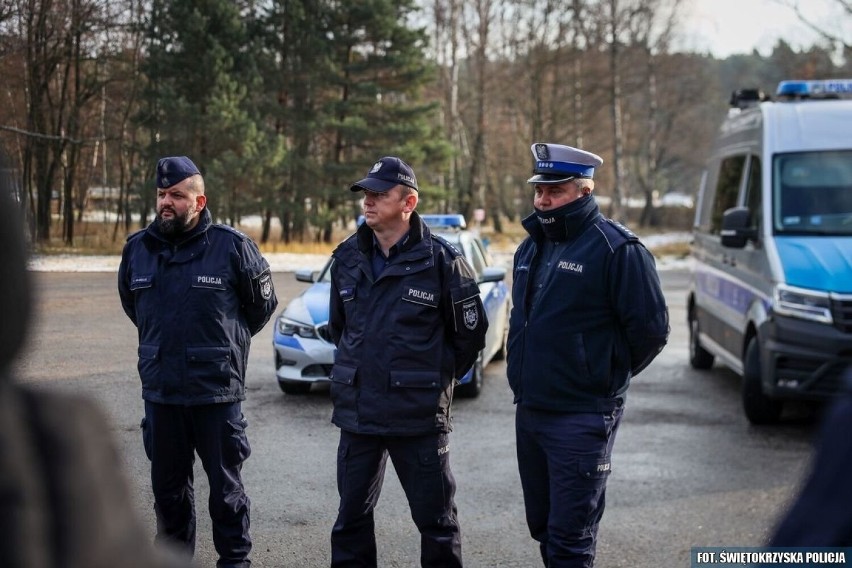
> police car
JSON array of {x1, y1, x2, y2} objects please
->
[{"x1": 273, "y1": 214, "x2": 511, "y2": 397}]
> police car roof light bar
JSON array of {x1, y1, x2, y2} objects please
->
[
  {"x1": 776, "y1": 79, "x2": 852, "y2": 101},
  {"x1": 421, "y1": 214, "x2": 467, "y2": 229}
]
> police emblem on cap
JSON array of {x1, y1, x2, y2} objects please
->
[
  {"x1": 369, "y1": 161, "x2": 382, "y2": 173},
  {"x1": 462, "y1": 300, "x2": 479, "y2": 330},
  {"x1": 535, "y1": 144, "x2": 550, "y2": 160}
]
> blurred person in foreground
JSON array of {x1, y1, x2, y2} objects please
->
[
  {"x1": 506, "y1": 143, "x2": 670, "y2": 567},
  {"x1": 327, "y1": 156, "x2": 487, "y2": 567},
  {"x1": 118, "y1": 156, "x2": 278, "y2": 568},
  {"x1": 765, "y1": 365, "x2": 852, "y2": 547},
  {"x1": 0, "y1": 153, "x2": 190, "y2": 567}
]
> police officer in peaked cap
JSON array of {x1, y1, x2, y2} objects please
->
[
  {"x1": 327, "y1": 156, "x2": 488, "y2": 567},
  {"x1": 507, "y1": 143, "x2": 670, "y2": 567},
  {"x1": 118, "y1": 156, "x2": 278, "y2": 568}
]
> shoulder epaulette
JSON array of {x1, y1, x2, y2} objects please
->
[
  {"x1": 594, "y1": 218, "x2": 639, "y2": 253},
  {"x1": 211, "y1": 223, "x2": 251, "y2": 240},
  {"x1": 432, "y1": 233, "x2": 463, "y2": 258},
  {"x1": 604, "y1": 219, "x2": 639, "y2": 241},
  {"x1": 125, "y1": 228, "x2": 146, "y2": 243}
]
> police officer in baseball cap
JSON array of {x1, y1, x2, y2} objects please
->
[{"x1": 327, "y1": 155, "x2": 487, "y2": 567}]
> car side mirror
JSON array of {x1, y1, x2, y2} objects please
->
[
  {"x1": 294, "y1": 268, "x2": 318, "y2": 283},
  {"x1": 479, "y1": 266, "x2": 506, "y2": 284},
  {"x1": 720, "y1": 207, "x2": 758, "y2": 248}
]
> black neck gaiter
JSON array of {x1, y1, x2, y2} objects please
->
[{"x1": 534, "y1": 194, "x2": 598, "y2": 242}]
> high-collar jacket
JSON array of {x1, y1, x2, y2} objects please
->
[
  {"x1": 507, "y1": 199, "x2": 669, "y2": 413},
  {"x1": 118, "y1": 208, "x2": 278, "y2": 405},
  {"x1": 328, "y1": 211, "x2": 487, "y2": 435}
]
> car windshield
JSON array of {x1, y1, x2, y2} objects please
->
[{"x1": 774, "y1": 150, "x2": 852, "y2": 236}]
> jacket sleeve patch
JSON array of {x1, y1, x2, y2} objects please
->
[
  {"x1": 258, "y1": 271, "x2": 273, "y2": 300},
  {"x1": 454, "y1": 292, "x2": 482, "y2": 331}
]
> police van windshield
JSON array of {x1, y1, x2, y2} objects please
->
[{"x1": 774, "y1": 150, "x2": 852, "y2": 236}]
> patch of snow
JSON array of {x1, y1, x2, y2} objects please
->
[{"x1": 28, "y1": 233, "x2": 694, "y2": 273}]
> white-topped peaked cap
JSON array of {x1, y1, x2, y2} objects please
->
[{"x1": 526, "y1": 143, "x2": 603, "y2": 184}]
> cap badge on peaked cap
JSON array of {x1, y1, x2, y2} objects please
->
[
  {"x1": 350, "y1": 156, "x2": 418, "y2": 193},
  {"x1": 527, "y1": 142, "x2": 603, "y2": 184}
]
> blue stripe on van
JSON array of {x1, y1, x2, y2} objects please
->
[
  {"x1": 695, "y1": 265, "x2": 771, "y2": 315},
  {"x1": 775, "y1": 237, "x2": 852, "y2": 293}
]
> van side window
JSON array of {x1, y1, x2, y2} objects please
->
[
  {"x1": 710, "y1": 155, "x2": 746, "y2": 234},
  {"x1": 744, "y1": 156, "x2": 762, "y2": 235}
]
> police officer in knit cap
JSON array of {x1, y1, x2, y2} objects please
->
[
  {"x1": 118, "y1": 156, "x2": 278, "y2": 568},
  {"x1": 507, "y1": 143, "x2": 670, "y2": 567},
  {"x1": 327, "y1": 156, "x2": 487, "y2": 567}
]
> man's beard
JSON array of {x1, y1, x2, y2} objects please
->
[{"x1": 156, "y1": 208, "x2": 194, "y2": 236}]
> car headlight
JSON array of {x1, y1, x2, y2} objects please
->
[
  {"x1": 277, "y1": 316, "x2": 319, "y2": 339},
  {"x1": 773, "y1": 284, "x2": 832, "y2": 324}
]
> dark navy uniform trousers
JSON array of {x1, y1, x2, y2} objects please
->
[
  {"x1": 142, "y1": 401, "x2": 252, "y2": 568},
  {"x1": 516, "y1": 405, "x2": 623, "y2": 568},
  {"x1": 331, "y1": 430, "x2": 462, "y2": 568}
]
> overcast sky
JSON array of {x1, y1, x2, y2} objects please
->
[{"x1": 677, "y1": 0, "x2": 848, "y2": 58}]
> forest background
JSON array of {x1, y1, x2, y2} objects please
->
[{"x1": 0, "y1": 0, "x2": 849, "y2": 253}]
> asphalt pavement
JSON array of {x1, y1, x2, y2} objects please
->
[{"x1": 14, "y1": 268, "x2": 819, "y2": 567}]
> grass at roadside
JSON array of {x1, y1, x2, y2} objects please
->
[{"x1": 33, "y1": 217, "x2": 692, "y2": 260}]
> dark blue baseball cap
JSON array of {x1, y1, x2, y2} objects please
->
[
  {"x1": 156, "y1": 156, "x2": 200, "y2": 189},
  {"x1": 350, "y1": 156, "x2": 418, "y2": 193}
]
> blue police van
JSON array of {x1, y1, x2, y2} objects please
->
[{"x1": 687, "y1": 79, "x2": 852, "y2": 424}]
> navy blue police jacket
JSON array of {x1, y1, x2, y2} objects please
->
[
  {"x1": 507, "y1": 196, "x2": 669, "y2": 413},
  {"x1": 328, "y1": 211, "x2": 487, "y2": 435},
  {"x1": 118, "y1": 208, "x2": 278, "y2": 405}
]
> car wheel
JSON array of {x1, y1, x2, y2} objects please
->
[
  {"x1": 688, "y1": 310, "x2": 714, "y2": 370},
  {"x1": 456, "y1": 351, "x2": 484, "y2": 398},
  {"x1": 742, "y1": 337, "x2": 782, "y2": 424},
  {"x1": 278, "y1": 380, "x2": 311, "y2": 395}
]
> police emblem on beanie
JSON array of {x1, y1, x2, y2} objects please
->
[
  {"x1": 527, "y1": 143, "x2": 603, "y2": 184},
  {"x1": 350, "y1": 156, "x2": 418, "y2": 193},
  {"x1": 156, "y1": 156, "x2": 200, "y2": 189}
]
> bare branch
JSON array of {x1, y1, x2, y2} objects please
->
[{"x1": 0, "y1": 124, "x2": 100, "y2": 145}]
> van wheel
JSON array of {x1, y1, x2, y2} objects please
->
[
  {"x1": 688, "y1": 312, "x2": 714, "y2": 370},
  {"x1": 742, "y1": 338, "x2": 782, "y2": 424}
]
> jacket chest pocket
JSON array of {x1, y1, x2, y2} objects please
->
[
  {"x1": 397, "y1": 285, "x2": 440, "y2": 328},
  {"x1": 189, "y1": 273, "x2": 230, "y2": 314},
  {"x1": 191, "y1": 273, "x2": 228, "y2": 291},
  {"x1": 129, "y1": 274, "x2": 156, "y2": 318}
]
